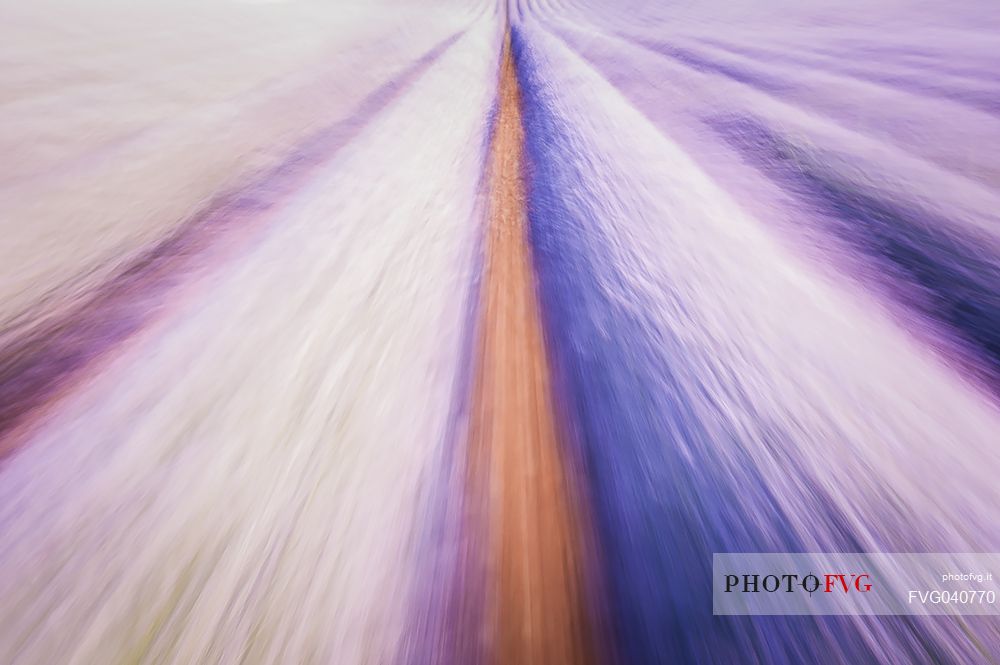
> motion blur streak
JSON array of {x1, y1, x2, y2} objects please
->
[
  {"x1": 456, "y1": 34, "x2": 598, "y2": 665},
  {"x1": 0, "y1": 5, "x2": 495, "y2": 662},
  {"x1": 0, "y1": 0, "x2": 999, "y2": 664},
  {"x1": 0, "y1": 30, "x2": 462, "y2": 452}
]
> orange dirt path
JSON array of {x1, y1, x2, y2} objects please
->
[{"x1": 464, "y1": 32, "x2": 598, "y2": 665}]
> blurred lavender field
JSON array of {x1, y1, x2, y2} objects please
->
[{"x1": 0, "y1": 0, "x2": 999, "y2": 663}]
